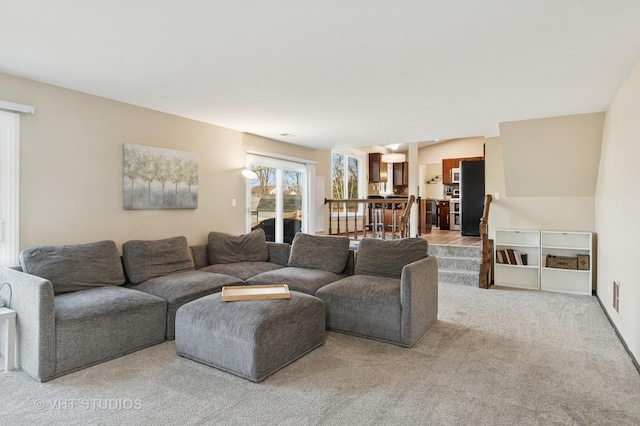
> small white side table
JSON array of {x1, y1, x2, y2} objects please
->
[{"x1": 0, "y1": 307, "x2": 16, "y2": 371}]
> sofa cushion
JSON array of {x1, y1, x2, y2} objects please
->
[
  {"x1": 19, "y1": 240, "x2": 126, "y2": 294},
  {"x1": 287, "y1": 233, "x2": 350, "y2": 274},
  {"x1": 199, "y1": 261, "x2": 284, "y2": 281},
  {"x1": 208, "y1": 229, "x2": 269, "y2": 265},
  {"x1": 316, "y1": 275, "x2": 402, "y2": 344},
  {"x1": 129, "y1": 270, "x2": 244, "y2": 339},
  {"x1": 246, "y1": 266, "x2": 345, "y2": 295},
  {"x1": 54, "y1": 286, "x2": 167, "y2": 376},
  {"x1": 355, "y1": 237, "x2": 429, "y2": 279},
  {"x1": 122, "y1": 236, "x2": 194, "y2": 284}
]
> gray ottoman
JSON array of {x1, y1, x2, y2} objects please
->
[{"x1": 175, "y1": 291, "x2": 326, "y2": 382}]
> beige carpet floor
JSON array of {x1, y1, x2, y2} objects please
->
[{"x1": 2, "y1": 283, "x2": 640, "y2": 425}]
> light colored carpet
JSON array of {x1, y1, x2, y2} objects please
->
[{"x1": 2, "y1": 284, "x2": 640, "y2": 425}]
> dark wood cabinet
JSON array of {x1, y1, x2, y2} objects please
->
[
  {"x1": 442, "y1": 156, "x2": 483, "y2": 184},
  {"x1": 370, "y1": 154, "x2": 408, "y2": 185},
  {"x1": 393, "y1": 161, "x2": 408, "y2": 186},
  {"x1": 368, "y1": 153, "x2": 384, "y2": 182},
  {"x1": 438, "y1": 200, "x2": 450, "y2": 230},
  {"x1": 383, "y1": 208, "x2": 401, "y2": 229},
  {"x1": 442, "y1": 158, "x2": 459, "y2": 184},
  {"x1": 417, "y1": 198, "x2": 432, "y2": 235}
]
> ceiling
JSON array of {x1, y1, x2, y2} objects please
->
[{"x1": 2, "y1": 1, "x2": 640, "y2": 150}]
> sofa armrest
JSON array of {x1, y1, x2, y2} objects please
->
[
  {"x1": 267, "y1": 242, "x2": 290, "y2": 266},
  {"x1": 399, "y1": 255, "x2": 438, "y2": 347},
  {"x1": 190, "y1": 244, "x2": 210, "y2": 269},
  {"x1": 0, "y1": 267, "x2": 56, "y2": 381}
]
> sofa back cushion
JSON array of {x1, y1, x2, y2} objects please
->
[
  {"x1": 122, "y1": 236, "x2": 194, "y2": 284},
  {"x1": 287, "y1": 233, "x2": 350, "y2": 274},
  {"x1": 355, "y1": 237, "x2": 428, "y2": 279},
  {"x1": 208, "y1": 229, "x2": 269, "y2": 265},
  {"x1": 19, "y1": 240, "x2": 126, "y2": 294}
]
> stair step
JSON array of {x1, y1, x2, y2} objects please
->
[
  {"x1": 429, "y1": 244, "x2": 482, "y2": 287},
  {"x1": 438, "y1": 270, "x2": 479, "y2": 287},
  {"x1": 437, "y1": 256, "x2": 481, "y2": 272},
  {"x1": 428, "y1": 244, "x2": 481, "y2": 258}
]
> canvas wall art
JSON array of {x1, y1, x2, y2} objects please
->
[{"x1": 123, "y1": 143, "x2": 198, "y2": 210}]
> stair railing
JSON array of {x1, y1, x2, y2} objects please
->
[
  {"x1": 324, "y1": 197, "x2": 413, "y2": 240},
  {"x1": 478, "y1": 194, "x2": 493, "y2": 289}
]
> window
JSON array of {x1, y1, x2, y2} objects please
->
[
  {"x1": 246, "y1": 153, "x2": 311, "y2": 244},
  {"x1": 331, "y1": 151, "x2": 364, "y2": 214}
]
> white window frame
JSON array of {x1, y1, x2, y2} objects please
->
[
  {"x1": 0, "y1": 110, "x2": 22, "y2": 266},
  {"x1": 331, "y1": 149, "x2": 365, "y2": 216},
  {"x1": 245, "y1": 151, "x2": 315, "y2": 242}
]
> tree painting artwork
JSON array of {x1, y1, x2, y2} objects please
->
[{"x1": 123, "y1": 143, "x2": 198, "y2": 210}]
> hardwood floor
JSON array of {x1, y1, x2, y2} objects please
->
[
  {"x1": 421, "y1": 229, "x2": 481, "y2": 247},
  {"x1": 340, "y1": 228, "x2": 481, "y2": 248}
]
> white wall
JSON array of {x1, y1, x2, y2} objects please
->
[
  {"x1": 0, "y1": 72, "x2": 323, "y2": 250},
  {"x1": 595, "y1": 59, "x2": 640, "y2": 362}
]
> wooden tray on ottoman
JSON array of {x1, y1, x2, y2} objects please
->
[{"x1": 221, "y1": 284, "x2": 291, "y2": 302}]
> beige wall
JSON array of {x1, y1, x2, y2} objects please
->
[
  {"x1": 420, "y1": 163, "x2": 444, "y2": 199},
  {"x1": 417, "y1": 136, "x2": 485, "y2": 165},
  {"x1": 595, "y1": 59, "x2": 640, "y2": 362},
  {"x1": 487, "y1": 112, "x2": 606, "y2": 235},
  {"x1": 486, "y1": 136, "x2": 596, "y2": 233},
  {"x1": 499, "y1": 113, "x2": 605, "y2": 197},
  {"x1": 1, "y1": 72, "x2": 321, "y2": 250}
]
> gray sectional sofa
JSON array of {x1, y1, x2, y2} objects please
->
[
  {"x1": 316, "y1": 237, "x2": 438, "y2": 347},
  {"x1": 0, "y1": 229, "x2": 437, "y2": 382},
  {"x1": 1, "y1": 240, "x2": 167, "y2": 382},
  {"x1": 122, "y1": 236, "x2": 245, "y2": 340},
  {"x1": 190, "y1": 230, "x2": 290, "y2": 280},
  {"x1": 245, "y1": 232, "x2": 355, "y2": 294}
]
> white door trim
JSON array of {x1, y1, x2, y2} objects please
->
[{"x1": 0, "y1": 111, "x2": 21, "y2": 266}]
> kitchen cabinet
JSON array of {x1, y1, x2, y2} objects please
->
[
  {"x1": 383, "y1": 208, "x2": 402, "y2": 231},
  {"x1": 392, "y1": 161, "x2": 408, "y2": 186},
  {"x1": 366, "y1": 198, "x2": 409, "y2": 238},
  {"x1": 368, "y1": 153, "x2": 384, "y2": 182},
  {"x1": 417, "y1": 198, "x2": 432, "y2": 235},
  {"x1": 442, "y1": 159, "x2": 459, "y2": 185},
  {"x1": 437, "y1": 200, "x2": 450, "y2": 230},
  {"x1": 442, "y1": 156, "x2": 483, "y2": 184}
]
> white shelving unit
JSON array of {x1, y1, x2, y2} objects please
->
[
  {"x1": 494, "y1": 229, "x2": 540, "y2": 290},
  {"x1": 540, "y1": 231, "x2": 593, "y2": 295}
]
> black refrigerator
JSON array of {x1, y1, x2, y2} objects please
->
[{"x1": 460, "y1": 160, "x2": 485, "y2": 236}]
